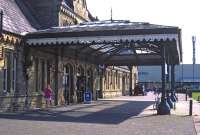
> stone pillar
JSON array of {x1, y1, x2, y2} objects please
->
[
  {"x1": 99, "y1": 66, "x2": 104, "y2": 99},
  {"x1": 54, "y1": 47, "x2": 63, "y2": 106},
  {"x1": 99, "y1": 74, "x2": 103, "y2": 98},
  {"x1": 84, "y1": 62, "x2": 87, "y2": 92},
  {"x1": 16, "y1": 44, "x2": 26, "y2": 95},
  {"x1": 157, "y1": 45, "x2": 170, "y2": 115},
  {"x1": 73, "y1": 63, "x2": 78, "y2": 103},
  {"x1": 128, "y1": 65, "x2": 133, "y2": 96}
]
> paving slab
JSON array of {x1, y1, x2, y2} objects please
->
[{"x1": 0, "y1": 92, "x2": 197, "y2": 135}]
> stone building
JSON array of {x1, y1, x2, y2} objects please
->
[{"x1": 0, "y1": 0, "x2": 138, "y2": 111}]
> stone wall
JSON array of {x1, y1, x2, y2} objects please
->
[
  {"x1": 25, "y1": 47, "x2": 99, "y2": 107},
  {"x1": 59, "y1": 11, "x2": 76, "y2": 26},
  {"x1": 101, "y1": 66, "x2": 138, "y2": 98},
  {"x1": 73, "y1": 0, "x2": 89, "y2": 20}
]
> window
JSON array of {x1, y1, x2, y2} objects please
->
[
  {"x1": 112, "y1": 71, "x2": 115, "y2": 89},
  {"x1": 118, "y1": 74, "x2": 120, "y2": 89},
  {"x1": 6, "y1": 53, "x2": 12, "y2": 93},
  {"x1": 12, "y1": 57, "x2": 16, "y2": 92},
  {"x1": 4, "y1": 52, "x2": 14, "y2": 93},
  {"x1": 107, "y1": 71, "x2": 110, "y2": 90},
  {"x1": 115, "y1": 71, "x2": 118, "y2": 88},
  {"x1": 3, "y1": 68, "x2": 7, "y2": 93},
  {"x1": 1, "y1": 51, "x2": 16, "y2": 94}
]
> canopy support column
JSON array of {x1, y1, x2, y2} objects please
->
[
  {"x1": 171, "y1": 64, "x2": 176, "y2": 102},
  {"x1": 99, "y1": 65, "x2": 106, "y2": 99},
  {"x1": 54, "y1": 47, "x2": 59, "y2": 106},
  {"x1": 99, "y1": 73, "x2": 103, "y2": 98},
  {"x1": 128, "y1": 65, "x2": 133, "y2": 96},
  {"x1": 166, "y1": 63, "x2": 173, "y2": 108},
  {"x1": 157, "y1": 45, "x2": 171, "y2": 115}
]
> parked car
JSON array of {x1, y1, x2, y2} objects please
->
[{"x1": 134, "y1": 84, "x2": 146, "y2": 96}]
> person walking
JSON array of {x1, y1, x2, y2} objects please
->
[{"x1": 44, "y1": 84, "x2": 53, "y2": 108}]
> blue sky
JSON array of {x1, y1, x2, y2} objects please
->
[{"x1": 87, "y1": 0, "x2": 200, "y2": 64}]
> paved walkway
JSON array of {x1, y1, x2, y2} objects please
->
[
  {"x1": 173, "y1": 94, "x2": 200, "y2": 135},
  {"x1": 0, "y1": 92, "x2": 198, "y2": 135}
]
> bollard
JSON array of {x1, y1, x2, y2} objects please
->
[
  {"x1": 185, "y1": 92, "x2": 187, "y2": 101},
  {"x1": 189, "y1": 100, "x2": 193, "y2": 116}
]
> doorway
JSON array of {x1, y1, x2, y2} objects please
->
[
  {"x1": 63, "y1": 64, "x2": 74, "y2": 104},
  {"x1": 122, "y1": 75, "x2": 126, "y2": 96},
  {"x1": 87, "y1": 68, "x2": 93, "y2": 99}
]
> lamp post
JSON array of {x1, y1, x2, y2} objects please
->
[{"x1": 192, "y1": 36, "x2": 196, "y2": 90}]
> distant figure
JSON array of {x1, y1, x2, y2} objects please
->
[{"x1": 44, "y1": 84, "x2": 53, "y2": 108}]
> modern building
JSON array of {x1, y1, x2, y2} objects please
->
[
  {"x1": 0, "y1": 0, "x2": 138, "y2": 111},
  {"x1": 138, "y1": 64, "x2": 200, "y2": 90}
]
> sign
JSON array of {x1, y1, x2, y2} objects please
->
[{"x1": 84, "y1": 91, "x2": 92, "y2": 103}]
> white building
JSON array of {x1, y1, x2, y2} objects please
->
[{"x1": 138, "y1": 64, "x2": 200, "y2": 90}]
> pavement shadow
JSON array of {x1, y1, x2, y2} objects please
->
[{"x1": 0, "y1": 100, "x2": 154, "y2": 124}]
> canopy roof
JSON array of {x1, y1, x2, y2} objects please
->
[{"x1": 25, "y1": 20, "x2": 182, "y2": 66}]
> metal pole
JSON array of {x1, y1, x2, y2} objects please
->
[
  {"x1": 189, "y1": 99, "x2": 193, "y2": 116},
  {"x1": 182, "y1": 63, "x2": 183, "y2": 99},
  {"x1": 192, "y1": 36, "x2": 196, "y2": 90},
  {"x1": 128, "y1": 65, "x2": 133, "y2": 96},
  {"x1": 171, "y1": 64, "x2": 176, "y2": 102},
  {"x1": 157, "y1": 45, "x2": 170, "y2": 115},
  {"x1": 167, "y1": 63, "x2": 173, "y2": 108},
  {"x1": 161, "y1": 46, "x2": 166, "y2": 102},
  {"x1": 185, "y1": 89, "x2": 187, "y2": 101},
  {"x1": 193, "y1": 64, "x2": 194, "y2": 90}
]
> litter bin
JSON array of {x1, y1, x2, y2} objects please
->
[{"x1": 84, "y1": 91, "x2": 92, "y2": 104}]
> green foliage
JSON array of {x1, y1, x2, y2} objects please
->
[{"x1": 192, "y1": 91, "x2": 200, "y2": 101}]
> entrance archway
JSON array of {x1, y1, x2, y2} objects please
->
[
  {"x1": 63, "y1": 64, "x2": 74, "y2": 104},
  {"x1": 77, "y1": 65, "x2": 85, "y2": 102}
]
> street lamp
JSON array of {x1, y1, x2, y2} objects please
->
[
  {"x1": 0, "y1": 10, "x2": 3, "y2": 37},
  {"x1": 192, "y1": 36, "x2": 196, "y2": 90}
]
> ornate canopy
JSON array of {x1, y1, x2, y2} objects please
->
[{"x1": 25, "y1": 20, "x2": 182, "y2": 66}]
